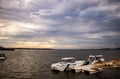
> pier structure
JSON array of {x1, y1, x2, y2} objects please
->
[
  {"x1": 70, "y1": 64, "x2": 103, "y2": 74},
  {"x1": 69, "y1": 59, "x2": 120, "y2": 74}
]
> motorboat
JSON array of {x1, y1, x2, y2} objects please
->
[
  {"x1": 51, "y1": 57, "x2": 85, "y2": 71},
  {"x1": 69, "y1": 55, "x2": 105, "y2": 74},
  {"x1": 0, "y1": 54, "x2": 6, "y2": 60}
]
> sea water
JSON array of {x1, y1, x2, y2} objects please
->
[{"x1": 0, "y1": 49, "x2": 120, "y2": 79}]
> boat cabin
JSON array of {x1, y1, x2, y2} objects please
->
[{"x1": 88, "y1": 55, "x2": 104, "y2": 63}]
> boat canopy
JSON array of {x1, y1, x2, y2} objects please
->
[
  {"x1": 61, "y1": 57, "x2": 75, "y2": 60},
  {"x1": 89, "y1": 55, "x2": 103, "y2": 58}
]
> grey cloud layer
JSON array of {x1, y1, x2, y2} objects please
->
[{"x1": 0, "y1": 0, "x2": 120, "y2": 48}]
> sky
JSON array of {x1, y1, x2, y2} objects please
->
[{"x1": 0, "y1": 0, "x2": 120, "y2": 49}]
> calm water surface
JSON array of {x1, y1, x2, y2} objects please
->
[{"x1": 0, "y1": 49, "x2": 120, "y2": 79}]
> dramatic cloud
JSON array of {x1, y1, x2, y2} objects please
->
[{"x1": 0, "y1": 0, "x2": 120, "y2": 49}]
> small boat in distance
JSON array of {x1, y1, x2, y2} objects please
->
[{"x1": 0, "y1": 54, "x2": 6, "y2": 60}]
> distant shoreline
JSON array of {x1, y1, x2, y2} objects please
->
[
  {"x1": 0, "y1": 46, "x2": 120, "y2": 51},
  {"x1": 0, "y1": 48, "x2": 54, "y2": 51},
  {"x1": 0, "y1": 46, "x2": 53, "y2": 51}
]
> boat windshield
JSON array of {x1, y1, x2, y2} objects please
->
[{"x1": 61, "y1": 57, "x2": 75, "y2": 63}]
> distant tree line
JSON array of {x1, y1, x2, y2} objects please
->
[{"x1": 0, "y1": 46, "x2": 53, "y2": 50}]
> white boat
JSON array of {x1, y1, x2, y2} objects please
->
[
  {"x1": 69, "y1": 55, "x2": 105, "y2": 74},
  {"x1": 51, "y1": 57, "x2": 85, "y2": 71},
  {"x1": 0, "y1": 54, "x2": 6, "y2": 60}
]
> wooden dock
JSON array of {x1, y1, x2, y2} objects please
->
[
  {"x1": 70, "y1": 59, "x2": 120, "y2": 74},
  {"x1": 70, "y1": 64, "x2": 103, "y2": 74}
]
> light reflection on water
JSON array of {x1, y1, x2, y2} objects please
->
[{"x1": 0, "y1": 49, "x2": 120, "y2": 79}]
